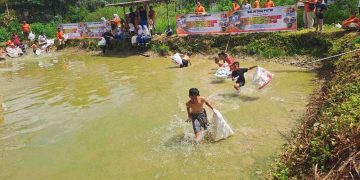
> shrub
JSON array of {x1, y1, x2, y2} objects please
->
[
  {"x1": 84, "y1": 7, "x2": 124, "y2": 22},
  {"x1": 152, "y1": 43, "x2": 170, "y2": 56},
  {"x1": 0, "y1": 28, "x2": 11, "y2": 42},
  {"x1": 66, "y1": 6, "x2": 90, "y2": 23},
  {"x1": 30, "y1": 22, "x2": 58, "y2": 39}
]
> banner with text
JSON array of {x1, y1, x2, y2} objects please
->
[
  {"x1": 176, "y1": 5, "x2": 297, "y2": 36},
  {"x1": 59, "y1": 22, "x2": 107, "y2": 39}
]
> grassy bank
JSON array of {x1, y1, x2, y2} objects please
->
[
  {"x1": 272, "y1": 51, "x2": 360, "y2": 179},
  {"x1": 151, "y1": 27, "x2": 359, "y2": 59}
]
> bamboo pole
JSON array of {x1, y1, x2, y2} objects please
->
[
  {"x1": 123, "y1": 6, "x2": 126, "y2": 18},
  {"x1": 5, "y1": 1, "x2": 9, "y2": 16},
  {"x1": 166, "y1": 0, "x2": 170, "y2": 27},
  {"x1": 307, "y1": 49, "x2": 360, "y2": 64}
]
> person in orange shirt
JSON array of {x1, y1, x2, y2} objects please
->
[
  {"x1": 342, "y1": 11, "x2": 360, "y2": 31},
  {"x1": 264, "y1": 0, "x2": 275, "y2": 8},
  {"x1": 232, "y1": 0, "x2": 241, "y2": 11},
  {"x1": 21, "y1": 21, "x2": 31, "y2": 39},
  {"x1": 195, "y1": 1, "x2": 206, "y2": 15},
  {"x1": 253, "y1": 0, "x2": 261, "y2": 8},
  {"x1": 56, "y1": 27, "x2": 65, "y2": 49},
  {"x1": 303, "y1": 0, "x2": 317, "y2": 28},
  {"x1": 113, "y1": 14, "x2": 120, "y2": 28}
]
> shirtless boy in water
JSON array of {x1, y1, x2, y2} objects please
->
[{"x1": 186, "y1": 88, "x2": 214, "y2": 142}]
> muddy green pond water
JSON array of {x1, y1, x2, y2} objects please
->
[{"x1": 0, "y1": 52, "x2": 316, "y2": 179}]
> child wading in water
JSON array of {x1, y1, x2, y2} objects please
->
[
  {"x1": 232, "y1": 62, "x2": 257, "y2": 92},
  {"x1": 186, "y1": 88, "x2": 214, "y2": 142}
]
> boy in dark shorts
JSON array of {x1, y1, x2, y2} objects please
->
[
  {"x1": 232, "y1": 62, "x2": 257, "y2": 92},
  {"x1": 179, "y1": 52, "x2": 192, "y2": 68},
  {"x1": 186, "y1": 88, "x2": 214, "y2": 142}
]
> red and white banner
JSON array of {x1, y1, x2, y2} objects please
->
[
  {"x1": 176, "y1": 5, "x2": 297, "y2": 36},
  {"x1": 59, "y1": 22, "x2": 107, "y2": 39}
]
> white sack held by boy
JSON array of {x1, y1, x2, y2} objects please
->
[
  {"x1": 212, "y1": 109, "x2": 234, "y2": 141},
  {"x1": 171, "y1": 53, "x2": 183, "y2": 65},
  {"x1": 214, "y1": 63, "x2": 231, "y2": 78},
  {"x1": 252, "y1": 66, "x2": 273, "y2": 90}
]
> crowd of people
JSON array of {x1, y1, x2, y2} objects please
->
[
  {"x1": 195, "y1": 0, "x2": 360, "y2": 32},
  {"x1": 0, "y1": 21, "x2": 59, "y2": 59},
  {"x1": 99, "y1": 5, "x2": 168, "y2": 54},
  {"x1": 194, "y1": 0, "x2": 276, "y2": 14}
]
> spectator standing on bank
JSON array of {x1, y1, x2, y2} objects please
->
[
  {"x1": 232, "y1": 0, "x2": 241, "y2": 11},
  {"x1": 315, "y1": 0, "x2": 326, "y2": 32},
  {"x1": 303, "y1": 0, "x2": 317, "y2": 28},
  {"x1": 264, "y1": 0, "x2": 275, "y2": 8},
  {"x1": 128, "y1": 7, "x2": 137, "y2": 32},
  {"x1": 195, "y1": 1, "x2": 206, "y2": 15},
  {"x1": 149, "y1": 6, "x2": 156, "y2": 32},
  {"x1": 139, "y1": 6, "x2": 148, "y2": 26},
  {"x1": 242, "y1": 0, "x2": 252, "y2": 10},
  {"x1": 21, "y1": 21, "x2": 31, "y2": 39},
  {"x1": 56, "y1": 28, "x2": 65, "y2": 49},
  {"x1": 253, "y1": 0, "x2": 261, "y2": 8}
]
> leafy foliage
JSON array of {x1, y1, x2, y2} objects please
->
[
  {"x1": 65, "y1": 6, "x2": 90, "y2": 23},
  {"x1": 272, "y1": 32, "x2": 360, "y2": 179},
  {"x1": 30, "y1": 22, "x2": 59, "y2": 39}
]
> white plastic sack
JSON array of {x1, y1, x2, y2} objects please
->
[
  {"x1": 6, "y1": 47, "x2": 23, "y2": 58},
  {"x1": 214, "y1": 63, "x2": 231, "y2": 78},
  {"x1": 35, "y1": 49, "x2": 44, "y2": 56},
  {"x1": 28, "y1": 32, "x2": 35, "y2": 41},
  {"x1": 348, "y1": 23, "x2": 360, "y2": 28},
  {"x1": 212, "y1": 109, "x2": 234, "y2": 141},
  {"x1": 171, "y1": 53, "x2": 183, "y2": 65},
  {"x1": 252, "y1": 66, "x2": 273, "y2": 90},
  {"x1": 63, "y1": 34, "x2": 69, "y2": 41},
  {"x1": 46, "y1": 39, "x2": 54, "y2": 46},
  {"x1": 98, "y1": 37, "x2": 106, "y2": 46},
  {"x1": 335, "y1": 23, "x2": 342, "y2": 28}
]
